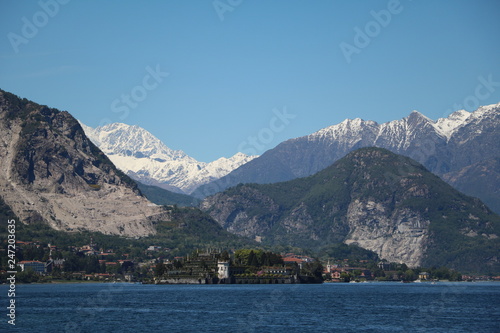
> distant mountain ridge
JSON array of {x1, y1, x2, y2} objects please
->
[
  {"x1": 195, "y1": 104, "x2": 500, "y2": 213},
  {"x1": 80, "y1": 122, "x2": 257, "y2": 194},
  {"x1": 201, "y1": 148, "x2": 500, "y2": 273}
]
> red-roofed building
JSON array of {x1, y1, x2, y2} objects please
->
[
  {"x1": 118, "y1": 260, "x2": 132, "y2": 264},
  {"x1": 282, "y1": 257, "x2": 303, "y2": 263},
  {"x1": 282, "y1": 257, "x2": 305, "y2": 268},
  {"x1": 96, "y1": 273, "x2": 112, "y2": 278},
  {"x1": 15, "y1": 241, "x2": 33, "y2": 246}
]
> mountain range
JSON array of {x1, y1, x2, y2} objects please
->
[
  {"x1": 1, "y1": 88, "x2": 499, "y2": 273},
  {"x1": 0, "y1": 90, "x2": 166, "y2": 237},
  {"x1": 80, "y1": 122, "x2": 256, "y2": 194},
  {"x1": 78, "y1": 104, "x2": 499, "y2": 215},
  {"x1": 201, "y1": 148, "x2": 500, "y2": 272},
  {"x1": 0, "y1": 89, "x2": 253, "y2": 251},
  {"x1": 195, "y1": 105, "x2": 500, "y2": 214}
]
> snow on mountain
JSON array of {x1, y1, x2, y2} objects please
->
[
  {"x1": 81, "y1": 122, "x2": 192, "y2": 161},
  {"x1": 79, "y1": 122, "x2": 257, "y2": 194},
  {"x1": 310, "y1": 104, "x2": 499, "y2": 146},
  {"x1": 434, "y1": 110, "x2": 471, "y2": 140},
  {"x1": 309, "y1": 110, "x2": 441, "y2": 151},
  {"x1": 196, "y1": 103, "x2": 499, "y2": 205}
]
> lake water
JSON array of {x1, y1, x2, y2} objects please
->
[{"x1": 1, "y1": 282, "x2": 499, "y2": 332}]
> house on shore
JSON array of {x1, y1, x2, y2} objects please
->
[{"x1": 17, "y1": 261, "x2": 46, "y2": 274}]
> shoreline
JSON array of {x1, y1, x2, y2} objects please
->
[{"x1": 3, "y1": 280, "x2": 500, "y2": 286}]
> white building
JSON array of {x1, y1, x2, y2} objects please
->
[{"x1": 217, "y1": 261, "x2": 230, "y2": 279}]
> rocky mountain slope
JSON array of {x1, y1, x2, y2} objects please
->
[
  {"x1": 441, "y1": 158, "x2": 500, "y2": 214},
  {"x1": 201, "y1": 148, "x2": 500, "y2": 272},
  {"x1": 0, "y1": 90, "x2": 166, "y2": 237},
  {"x1": 135, "y1": 181, "x2": 200, "y2": 207},
  {"x1": 195, "y1": 105, "x2": 500, "y2": 213},
  {"x1": 80, "y1": 122, "x2": 257, "y2": 194}
]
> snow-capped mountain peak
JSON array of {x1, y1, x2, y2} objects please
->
[
  {"x1": 83, "y1": 122, "x2": 191, "y2": 161},
  {"x1": 434, "y1": 110, "x2": 471, "y2": 140},
  {"x1": 79, "y1": 122, "x2": 257, "y2": 194},
  {"x1": 472, "y1": 102, "x2": 500, "y2": 120},
  {"x1": 309, "y1": 105, "x2": 493, "y2": 145}
]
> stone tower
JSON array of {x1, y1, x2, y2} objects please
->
[{"x1": 217, "y1": 261, "x2": 230, "y2": 279}]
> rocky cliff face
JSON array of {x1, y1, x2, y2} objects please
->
[
  {"x1": 201, "y1": 186, "x2": 281, "y2": 238},
  {"x1": 201, "y1": 148, "x2": 500, "y2": 269},
  {"x1": 196, "y1": 105, "x2": 500, "y2": 214},
  {"x1": 0, "y1": 90, "x2": 165, "y2": 237},
  {"x1": 344, "y1": 199, "x2": 431, "y2": 267}
]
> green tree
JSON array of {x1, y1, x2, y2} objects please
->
[
  {"x1": 248, "y1": 251, "x2": 259, "y2": 267},
  {"x1": 173, "y1": 260, "x2": 183, "y2": 269},
  {"x1": 140, "y1": 265, "x2": 151, "y2": 278},
  {"x1": 352, "y1": 269, "x2": 362, "y2": 277},
  {"x1": 268, "y1": 252, "x2": 284, "y2": 266},
  {"x1": 302, "y1": 260, "x2": 324, "y2": 281},
  {"x1": 155, "y1": 262, "x2": 166, "y2": 277},
  {"x1": 340, "y1": 272, "x2": 351, "y2": 282},
  {"x1": 261, "y1": 252, "x2": 271, "y2": 266},
  {"x1": 17, "y1": 268, "x2": 40, "y2": 283},
  {"x1": 235, "y1": 249, "x2": 263, "y2": 265},
  {"x1": 63, "y1": 253, "x2": 83, "y2": 272},
  {"x1": 51, "y1": 266, "x2": 62, "y2": 278},
  {"x1": 122, "y1": 261, "x2": 134, "y2": 273},
  {"x1": 220, "y1": 250, "x2": 230, "y2": 261},
  {"x1": 85, "y1": 256, "x2": 100, "y2": 274},
  {"x1": 404, "y1": 269, "x2": 416, "y2": 281}
]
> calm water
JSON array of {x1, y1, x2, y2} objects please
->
[{"x1": 1, "y1": 282, "x2": 499, "y2": 332}]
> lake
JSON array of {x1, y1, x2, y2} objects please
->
[{"x1": 1, "y1": 282, "x2": 499, "y2": 332}]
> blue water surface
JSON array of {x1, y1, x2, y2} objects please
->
[{"x1": 1, "y1": 282, "x2": 499, "y2": 332}]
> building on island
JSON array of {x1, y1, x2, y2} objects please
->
[
  {"x1": 263, "y1": 267, "x2": 293, "y2": 275},
  {"x1": 217, "y1": 261, "x2": 230, "y2": 279},
  {"x1": 17, "y1": 261, "x2": 46, "y2": 274},
  {"x1": 154, "y1": 249, "x2": 310, "y2": 285},
  {"x1": 378, "y1": 261, "x2": 391, "y2": 270}
]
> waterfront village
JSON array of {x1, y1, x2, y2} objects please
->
[{"x1": 2, "y1": 238, "x2": 498, "y2": 284}]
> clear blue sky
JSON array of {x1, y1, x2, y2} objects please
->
[{"x1": 1, "y1": 0, "x2": 500, "y2": 162}]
